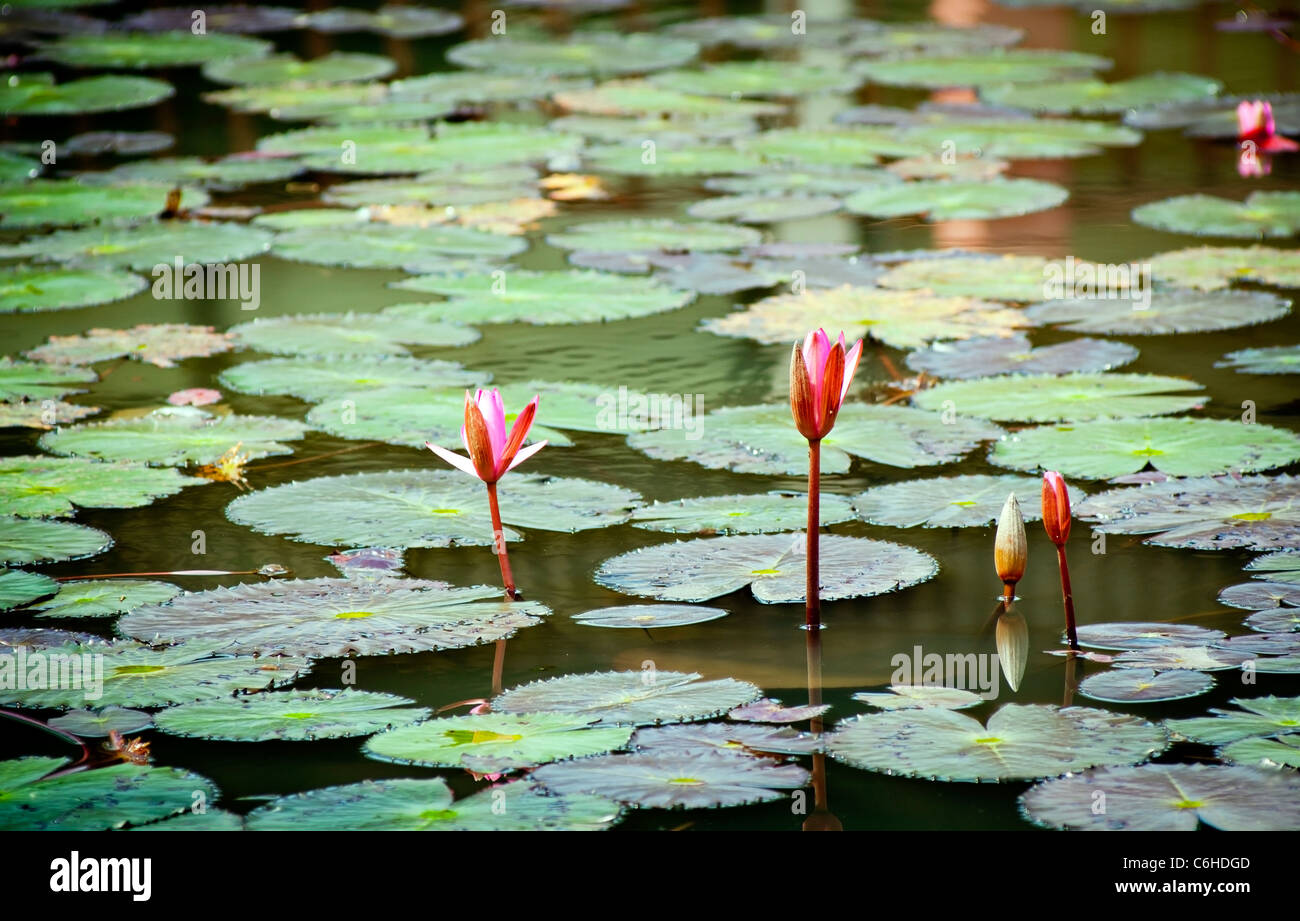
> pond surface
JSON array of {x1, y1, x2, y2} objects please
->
[{"x1": 2, "y1": 0, "x2": 1299, "y2": 831}]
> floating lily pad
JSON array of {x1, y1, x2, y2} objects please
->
[
  {"x1": 272, "y1": 223, "x2": 524, "y2": 270},
  {"x1": 1218, "y1": 734, "x2": 1300, "y2": 769},
  {"x1": 1218, "y1": 581, "x2": 1300, "y2": 611},
  {"x1": 1027, "y1": 288, "x2": 1289, "y2": 335},
  {"x1": 556, "y1": 81, "x2": 784, "y2": 119},
  {"x1": 0, "y1": 627, "x2": 98, "y2": 651},
  {"x1": 301, "y1": 5, "x2": 463, "y2": 38},
  {"x1": 906, "y1": 335, "x2": 1138, "y2": 379},
  {"x1": 0, "y1": 222, "x2": 273, "y2": 271},
  {"x1": 857, "y1": 49, "x2": 1110, "y2": 89},
  {"x1": 245, "y1": 777, "x2": 621, "y2": 831},
  {"x1": 0, "y1": 570, "x2": 57, "y2": 612},
  {"x1": 203, "y1": 52, "x2": 395, "y2": 86},
  {"x1": 586, "y1": 143, "x2": 772, "y2": 177},
  {"x1": 1216, "y1": 633, "x2": 1300, "y2": 656},
  {"x1": 737, "y1": 127, "x2": 915, "y2": 165},
  {"x1": 983, "y1": 73, "x2": 1221, "y2": 115},
  {"x1": 0, "y1": 265, "x2": 146, "y2": 313},
  {"x1": 0, "y1": 640, "x2": 309, "y2": 709},
  {"x1": 81, "y1": 155, "x2": 303, "y2": 192},
  {"x1": 649, "y1": 61, "x2": 860, "y2": 97},
  {"x1": 47, "y1": 707, "x2": 153, "y2": 737},
  {"x1": 226, "y1": 471, "x2": 634, "y2": 548},
  {"x1": 0, "y1": 517, "x2": 111, "y2": 566},
  {"x1": 0, "y1": 358, "x2": 96, "y2": 402},
  {"x1": 494, "y1": 670, "x2": 760, "y2": 727},
  {"x1": 1254, "y1": 656, "x2": 1300, "y2": 674},
  {"x1": 686, "y1": 194, "x2": 841, "y2": 224},
  {"x1": 38, "y1": 31, "x2": 273, "y2": 68},
  {"x1": 1111, "y1": 645, "x2": 1252, "y2": 671},
  {"x1": 705, "y1": 168, "x2": 895, "y2": 197},
  {"x1": 0, "y1": 456, "x2": 204, "y2": 519},
  {"x1": 631, "y1": 402, "x2": 1002, "y2": 476},
  {"x1": 571, "y1": 604, "x2": 729, "y2": 629},
  {"x1": 667, "y1": 15, "x2": 827, "y2": 49},
  {"x1": 389, "y1": 270, "x2": 694, "y2": 325},
  {"x1": 219, "y1": 356, "x2": 486, "y2": 402},
  {"x1": 30, "y1": 580, "x2": 180, "y2": 618},
  {"x1": 546, "y1": 219, "x2": 761, "y2": 254},
  {"x1": 119, "y1": 578, "x2": 547, "y2": 658},
  {"x1": 991, "y1": 420, "x2": 1300, "y2": 480},
  {"x1": 846, "y1": 22, "x2": 1023, "y2": 55},
  {"x1": 1166, "y1": 696, "x2": 1300, "y2": 744},
  {"x1": 40, "y1": 410, "x2": 308, "y2": 466},
  {"x1": 899, "y1": 117, "x2": 1141, "y2": 159},
  {"x1": 447, "y1": 33, "x2": 698, "y2": 77},
  {"x1": 1246, "y1": 609, "x2": 1300, "y2": 633},
  {"x1": 886, "y1": 154, "x2": 1009, "y2": 181},
  {"x1": 913, "y1": 372, "x2": 1206, "y2": 423},
  {"x1": 0, "y1": 400, "x2": 98, "y2": 430},
  {"x1": 65, "y1": 132, "x2": 174, "y2": 156},
  {"x1": 553, "y1": 113, "x2": 759, "y2": 148},
  {"x1": 0, "y1": 151, "x2": 40, "y2": 182},
  {"x1": 489, "y1": 380, "x2": 653, "y2": 434},
  {"x1": 133, "y1": 810, "x2": 245, "y2": 831},
  {"x1": 26, "y1": 324, "x2": 233, "y2": 368},
  {"x1": 845, "y1": 178, "x2": 1068, "y2": 221},
  {"x1": 1246, "y1": 550, "x2": 1300, "y2": 585},
  {"x1": 0, "y1": 180, "x2": 208, "y2": 229},
  {"x1": 323, "y1": 167, "x2": 538, "y2": 209},
  {"x1": 829, "y1": 703, "x2": 1165, "y2": 782},
  {"x1": 879, "y1": 254, "x2": 1059, "y2": 301},
  {"x1": 631, "y1": 721, "x2": 819, "y2": 756},
  {"x1": 629, "y1": 492, "x2": 856, "y2": 534},
  {"x1": 1149, "y1": 245, "x2": 1300, "y2": 291},
  {"x1": 0, "y1": 757, "x2": 218, "y2": 831},
  {"x1": 0, "y1": 73, "x2": 174, "y2": 116},
  {"x1": 230, "y1": 312, "x2": 478, "y2": 358},
  {"x1": 595, "y1": 533, "x2": 937, "y2": 604},
  {"x1": 852, "y1": 473, "x2": 1084, "y2": 529},
  {"x1": 1132, "y1": 192, "x2": 1300, "y2": 239},
  {"x1": 365, "y1": 712, "x2": 631, "y2": 772},
  {"x1": 1217, "y1": 345, "x2": 1300, "y2": 376},
  {"x1": 1020, "y1": 763, "x2": 1300, "y2": 831},
  {"x1": 1075, "y1": 622, "x2": 1227, "y2": 651},
  {"x1": 1074, "y1": 475, "x2": 1300, "y2": 549},
  {"x1": 155, "y1": 689, "x2": 427, "y2": 742},
  {"x1": 121, "y1": 4, "x2": 299, "y2": 33},
  {"x1": 728, "y1": 698, "x2": 829, "y2": 723},
  {"x1": 1078, "y1": 668, "x2": 1214, "y2": 704},
  {"x1": 532, "y1": 749, "x2": 807, "y2": 809},
  {"x1": 304, "y1": 121, "x2": 583, "y2": 175},
  {"x1": 852, "y1": 685, "x2": 984, "y2": 710}
]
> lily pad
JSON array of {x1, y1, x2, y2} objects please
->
[
  {"x1": 857, "y1": 49, "x2": 1111, "y2": 89},
  {"x1": 219, "y1": 356, "x2": 486, "y2": 403},
  {"x1": 1027, "y1": 288, "x2": 1289, "y2": 335},
  {"x1": 0, "y1": 456, "x2": 204, "y2": 519},
  {"x1": 81, "y1": 155, "x2": 303, "y2": 192},
  {"x1": 323, "y1": 167, "x2": 539, "y2": 209},
  {"x1": 271, "y1": 223, "x2": 525, "y2": 270},
  {"x1": 493, "y1": 670, "x2": 761, "y2": 727},
  {"x1": 245, "y1": 777, "x2": 621, "y2": 831},
  {"x1": 1218, "y1": 581, "x2": 1300, "y2": 611},
  {"x1": 1074, "y1": 475, "x2": 1300, "y2": 549},
  {"x1": 229, "y1": 312, "x2": 478, "y2": 358},
  {"x1": 40, "y1": 410, "x2": 308, "y2": 466},
  {"x1": 132, "y1": 810, "x2": 245, "y2": 831},
  {"x1": 0, "y1": 627, "x2": 99, "y2": 651},
  {"x1": 121, "y1": 4, "x2": 299, "y2": 33},
  {"x1": 447, "y1": 33, "x2": 698, "y2": 77},
  {"x1": 906, "y1": 335, "x2": 1139, "y2": 379},
  {"x1": 686, "y1": 194, "x2": 842, "y2": 224},
  {"x1": 155, "y1": 688, "x2": 428, "y2": 742},
  {"x1": 64, "y1": 132, "x2": 175, "y2": 156},
  {"x1": 0, "y1": 757, "x2": 218, "y2": 831},
  {"x1": 829, "y1": 703, "x2": 1165, "y2": 782},
  {"x1": 728, "y1": 698, "x2": 829, "y2": 723},
  {"x1": 0, "y1": 570, "x2": 57, "y2": 612},
  {"x1": 119, "y1": 578, "x2": 547, "y2": 658},
  {"x1": 203, "y1": 52, "x2": 395, "y2": 86},
  {"x1": 1217, "y1": 345, "x2": 1300, "y2": 376},
  {"x1": 0, "y1": 265, "x2": 146, "y2": 313},
  {"x1": 1218, "y1": 734, "x2": 1300, "y2": 769},
  {"x1": 879, "y1": 254, "x2": 1047, "y2": 301},
  {"x1": 982, "y1": 73, "x2": 1221, "y2": 115},
  {"x1": 389, "y1": 270, "x2": 693, "y2": 325},
  {"x1": 991, "y1": 420, "x2": 1300, "y2": 479},
  {"x1": 1078, "y1": 668, "x2": 1214, "y2": 704},
  {"x1": 649, "y1": 61, "x2": 860, "y2": 97},
  {"x1": 0, "y1": 73, "x2": 174, "y2": 116},
  {"x1": 303, "y1": 122, "x2": 583, "y2": 175},
  {"x1": 30, "y1": 580, "x2": 180, "y2": 618},
  {"x1": 0, "y1": 517, "x2": 111, "y2": 566},
  {"x1": 490, "y1": 380, "x2": 653, "y2": 433},
  {"x1": 547, "y1": 218, "x2": 761, "y2": 254},
  {"x1": 852, "y1": 473, "x2": 1084, "y2": 529},
  {"x1": 705, "y1": 168, "x2": 896, "y2": 197},
  {"x1": 845, "y1": 178, "x2": 1068, "y2": 221},
  {"x1": 0, "y1": 358, "x2": 96, "y2": 401},
  {"x1": 1149, "y1": 245, "x2": 1300, "y2": 291},
  {"x1": 1166, "y1": 695, "x2": 1300, "y2": 744},
  {"x1": 571, "y1": 605, "x2": 729, "y2": 629},
  {"x1": 26, "y1": 324, "x2": 233, "y2": 368},
  {"x1": 38, "y1": 31, "x2": 273, "y2": 68},
  {"x1": 1246, "y1": 550, "x2": 1300, "y2": 584},
  {"x1": 1246, "y1": 609, "x2": 1300, "y2": 634},
  {"x1": 365, "y1": 712, "x2": 631, "y2": 771},
  {"x1": 912, "y1": 372, "x2": 1206, "y2": 423},
  {"x1": 899, "y1": 117, "x2": 1141, "y2": 159},
  {"x1": 1075, "y1": 622, "x2": 1227, "y2": 650},
  {"x1": 48, "y1": 707, "x2": 153, "y2": 737},
  {"x1": 631, "y1": 722, "x2": 820, "y2": 756},
  {"x1": 667, "y1": 15, "x2": 833, "y2": 50},
  {"x1": 1216, "y1": 633, "x2": 1300, "y2": 656},
  {"x1": 0, "y1": 400, "x2": 98, "y2": 430},
  {"x1": 737, "y1": 127, "x2": 915, "y2": 165},
  {"x1": 300, "y1": 6, "x2": 463, "y2": 38},
  {"x1": 226, "y1": 471, "x2": 634, "y2": 548},
  {"x1": 0, "y1": 222, "x2": 273, "y2": 271},
  {"x1": 629, "y1": 492, "x2": 856, "y2": 534},
  {"x1": 0, "y1": 180, "x2": 208, "y2": 229},
  {"x1": 1132, "y1": 192, "x2": 1300, "y2": 239},
  {"x1": 845, "y1": 22, "x2": 1023, "y2": 56},
  {"x1": 1111, "y1": 646, "x2": 1252, "y2": 671},
  {"x1": 852, "y1": 685, "x2": 984, "y2": 711},
  {"x1": 531, "y1": 750, "x2": 807, "y2": 809},
  {"x1": 594, "y1": 533, "x2": 938, "y2": 604},
  {"x1": 1020, "y1": 763, "x2": 1300, "y2": 831}
]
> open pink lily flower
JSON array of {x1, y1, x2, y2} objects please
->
[
  {"x1": 1237, "y1": 100, "x2": 1299, "y2": 153},
  {"x1": 426, "y1": 389, "x2": 545, "y2": 484},
  {"x1": 789, "y1": 328, "x2": 863, "y2": 441}
]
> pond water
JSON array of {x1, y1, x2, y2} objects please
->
[{"x1": 2, "y1": 0, "x2": 1299, "y2": 832}]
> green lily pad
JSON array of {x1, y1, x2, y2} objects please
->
[
  {"x1": 0, "y1": 357, "x2": 96, "y2": 401},
  {"x1": 0, "y1": 627, "x2": 98, "y2": 651},
  {"x1": 0, "y1": 757, "x2": 218, "y2": 831},
  {"x1": 493, "y1": 670, "x2": 761, "y2": 727},
  {"x1": 1075, "y1": 622, "x2": 1226, "y2": 650},
  {"x1": 0, "y1": 639, "x2": 309, "y2": 709},
  {"x1": 229, "y1": 312, "x2": 479, "y2": 357},
  {"x1": 0, "y1": 150, "x2": 40, "y2": 182},
  {"x1": 991, "y1": 420, "x2": 1300, "y2": 479},
  {"x1": 667, "y1": 15, "x2": 828, "y2": 50},
  {"x1": 205, "y1": 80, "x2": 385, "y2": 117},
  {"x1": 0, "y1": 73, "x2": 174, "y2": 116},
  {"x1": 1149, "y1": 245, "x2": 1300, "y2": 291},
  {"x1": 48, "y1": 706, "x2": 153, "y2": 737},
  {"x1": 571, "y1": 605, "x2": 729, "y2": 629},
  {"x1": 982, "y1": 73, "x2": 1221, "y2": 115},
  {"x1": 1166, "y1": 695, "x2": 1300, "y2": 745},
  {"x1": 906, "y1": 335, "x2": 1139, "y2": 379},
  {"x1": 703, "y1": 287, "x2": 1028, "y2": 349},
  {"x1": 131, "y1": 810, "x2": 244, "y2": 831},
  {"x1": 846, "y1": 22, "x2": 1023, "y2": 55},
  {"x1": 554, "y1": 81, "x2": 785, "y2": 118},
  {"x1": 272, "y1": 223, "x2": 525, "y2": 270},
  {"x1": 0, "y1": 456, "x2": 203, "y2": 518},
  {"x1": 1027, "y1": 288, "x2": 1289, "y2": 335},
  {"x1": 323, "y1": 167, "x2": 538, "y2": 209},
  {"x1": 1132, "y1": 192, "x2": 1300, "y2": 239},
  {"x1": 852, "y1": 685, "x2": 984, "y2": 711},
  {"x1": 686, "y1": 194, "x2": 842, "y2": 223},
  {"x1": 728, "y1": 698, "x2": 829, "y2": 723},
  {"x1": 1020, "y1": 763, "x2": 1300, "y2": 831},
  {"x1": 305, "y1": 121, "x2": 583, "y2": 175},
  {"x1": 547, "y1": 219, "x2": 761, "y2": 253},
  {"x1": 30, "y1": 579, "x2": 180, "y2": 618},
  {"x1": 489, "y1": 380, "x2": 650, "y2": 433},
  {"x1": 219, "y1": 356, "x2": 486, "y2": 402},
  {"x1": 649, "y1": 61, "x2": 860, "y2": 97},
  {"x1": 301, "y1": 5, "x2": 463, "y2": 38},
  {"x1": 583, "y1": 144, "x2": 769, "y2": 177},
  {"x1": 119, "y1": 4, "x2": 298, "y2": 33},
  {"x1": 899, "y1": 117, "x2": 1141, "y2": 159},
  {"x1": 1218, "y1": 734, "x2": 1300, "y2": 770},
  {"x1": 64, "y1": 132, "x2": 175, "y2": 156},
  {"x1": 0, "y1": 400, "x2": 98, "y2": 429},
  {"x1": 595, "y1": 533, "x2": 938, "y2": 604},
  {"x1": 1078, "y1": 668, "x2": 1214, "y2": 704},
  {"x1": 226, "y1": 471, "x2": 635, "y2": 548},
  {"x1": 1245, "y1": 609, "x2": 1300, "y2": 634},
  {"x1": 857, "y1": 49, "x2": 1111, "y2": 88},
  {"x1": 0, "y1": 570, "x2": 57, "y2": 612},
  {"x1": 38, "y1": 31, "x2": 273, "y2": 68},
  {"x1": 629, "y1": 492, "x2": 856, "y2": 535},
  {"x1": 0, "y1": 221, "x2": 272, "y2": 271},
  {"x1": 0, "y1": 517, "x2": 111, "y2": 566},
  {"x1": 0, "y1": 265, "x2": 146, "y2": 313},
  {"x1": 1254, "y1": 656, "x2": 1300, "y2": 674},
  {"x1": 202, "y1": 52, "x2": 395, "y2": 86},
  {"x1": 705, "y1": 167, "x2": 896, "y2": 197},
  {"x1": 1217, "y1": 633, "x2": 1300, "y2": 656},
  {"x1": 155, "y1": 688, "x2": 427, "y2": 742},
  {"x1": 737, "y1": 127, "x2": 916, "y2": 165},
  {"x1": 1217, "y1": 345, "x2": 1300, "y2": 375},
  {"x1": 1075, "y1": 475, "x2": 1300, "y2": 550},
  {"x1": 26, "y1": 324, "x2": 233, "y2": 368},
  {"x1": 912, "y1": 372, "x2": 1206, "y2": 423},
  {"x1": 40, "y1": 410, "x2": 308, "y2": 466},
  {"x1": 1218, "y1": 581, "x2": 1300, "y2": 611},
  {"x1": 0, "y1": 180, "x2": 208, "y2": 228},
  {"x1": 829, "y1": 703, "x2": 1166, "y2": 782},
  {"x1": 1112, "y1": 645, "x2": 1252, "y2": 671},
  {"x1": 81, "y1": 155, "x2": 303, "y2": 192},
  {"x1": 365, "y1": 712, "x2": 632, "y2": 772},
  {"x1": 879, "y1": 254, "x2": 1087, "y2": 301},
  {"x1": 257, "y1": 122, "x2": 429, "y2": 155},
  {"x1": 245, "y1": 777, "x2": 621, "y2": 831},
  {"x1": 852, "y1": 473, "x2": 1085, "y2": 529},
  {"x1": 846, "y1": 178, "x2": 1068, "y2": 221},
  {"x1": 1246, "y1": 550, "x2": 1300, "y2": 585},
  {"x1": 631, "y1": 721, "x2": 820, "y2": 756},
  {"x1": 389, "y1": 270, "x2": 694, "y2": 325},
  {"x1": 447, "y1": 32, "x2": 698, "y2": 76},
  {"x1": 119, "y1": 578, "x2": 548, "y2": 658},
  {"x1": 553, "y1": 112, "x2": 760, "y2": 147}
]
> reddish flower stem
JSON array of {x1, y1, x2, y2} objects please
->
[
  {"x1": 806, "y1": 440, "x2": 821, "y2": 630},
  {"x1": 0, "y1": 708, "x2": 90, "y2": 767},
  {"x1": 485, "y1": 482, "x2": 518, "y2": 600},
  {"x1": 1056, "y1": 544, "x2": 1079, "y2": 650}
]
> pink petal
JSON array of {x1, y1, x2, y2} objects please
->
[
  {"x1": 425, "y1": 441, "x2": 482, "y2": 479},
  {"x1": 476, "y1": 389, "x2": 508, "y2": 461},
  {"x1": 504, "y1": 439, "x2": 547, "y2": 473},
  {"x1": 839, "y1": 338, "x2": 863, "y2": 404},
  {"x1": 166, "y1": 387, "x2": 222, "y2": 407}
]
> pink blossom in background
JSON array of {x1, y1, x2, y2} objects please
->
[{"x1": 167, "y1": 387, "x2": 222, "y2": 407}]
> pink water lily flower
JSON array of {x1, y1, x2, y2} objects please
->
[
  {"x1": 1237, "y1": 100, "x2": 1299, "y2": 153},
  {"x1": 789, "y1": 328, "x2": 864, "y2": 441},
  {"x1": 426, "y1": 389, "x2": 545, "y2": 485}
]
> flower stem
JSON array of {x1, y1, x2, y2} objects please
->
[
  {"x1": 1056, "y1": 544, "x2": 1079, "y2": 650},
  {"x1": 806, "y1": 439, "x2": 821, "y2": 630},
  {"x1": 485, "y1": 482, "x2": 518, "y2": 600},
  {"x1": 0, "y1": 708, "x2": 90, "y2": 766}
]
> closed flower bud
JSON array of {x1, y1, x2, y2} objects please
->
[
  {"x1": 995, "y1": 493, "x2": 1027, "y2": 589},
  {"x1": 1041, "y1": 471, "x2": 1072, "y2": 547}
]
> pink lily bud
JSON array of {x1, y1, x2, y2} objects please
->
[
  {"x1": 426, "y1": 388, "x2": 546, "y2": 484},
  {"x1": 789, "y1": 328, "x2": 863, "y2": 441},
  {"x1": 1041, "y1": 471, "x2": 1072, "y2": 547}
]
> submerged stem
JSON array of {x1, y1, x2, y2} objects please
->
[
  {"x1": 485, "y1": 482, "x2": 518, "y2": 600},
  {"x1": 0, "y1": 708, "x2": 90, "y2": 766},
  {"x1": 1056, "y1": 545, "x2": 1079, "y2": 650},
  {"x1": 806, "y1": 439, "x2": 821, "y2": 630}
]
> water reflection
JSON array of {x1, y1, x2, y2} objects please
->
[{"x1": 801, "y1": 625, "x2": 840, "y2": 831}]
